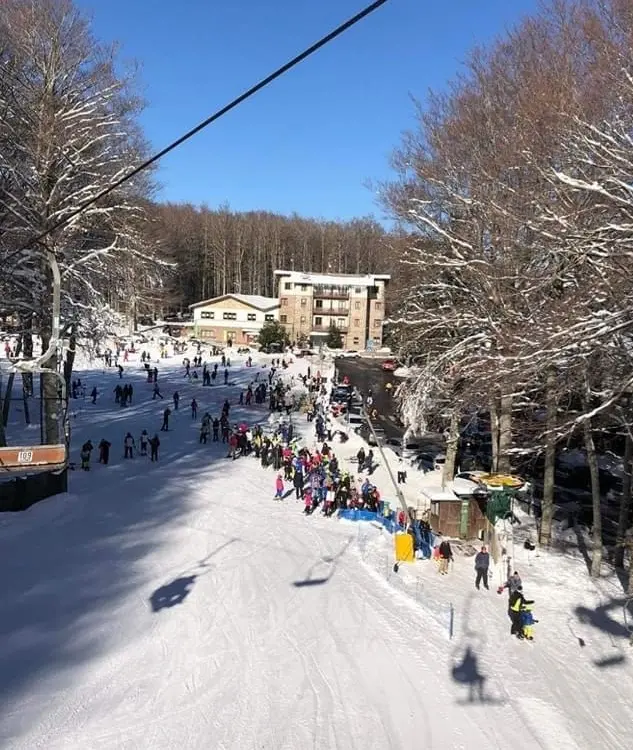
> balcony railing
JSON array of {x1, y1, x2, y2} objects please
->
[
  {"x1": 312, "y1": 324, "x2": 348, "y2": 333},
  {"x1": 313, "y1": 286, "x2": 350, "y2": 300},
  {"x1": 313, "y1": 307, "x2": 349, "y2": 315}
]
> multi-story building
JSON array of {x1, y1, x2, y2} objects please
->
[
  {"x1": 274, "y1": 270, "x2": 390, "y2": 350},
  {"x1": 189, "y1": 293, "x2": 279, "y2": 345}
]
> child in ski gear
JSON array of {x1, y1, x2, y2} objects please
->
[
  {"x1": 520, "y1": 602, "x2": 538, "y2": 640},
  {"x1": 274, "y1": 474, "x2": 284, "y2": 500},
  {"x1": 509, "y1": 587, "x2": 534, "y2": 638}
]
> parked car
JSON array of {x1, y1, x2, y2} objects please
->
[
  {"x1": 382, "y1": 359, "x2": 397, "y2": 372},
  {"x1": 338, "y1": 350, "x2": 361, "y2": 358}
]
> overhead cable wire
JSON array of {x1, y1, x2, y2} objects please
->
[{"x1": 3, "y1": 0, "x2": 390, "y2": 261}]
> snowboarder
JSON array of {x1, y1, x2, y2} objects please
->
[
  {"x1": 474, "y1": 546, "x2": 490, "y2": 590},
  {"x1": 149, "y1": 434, "x2": 160, "y2": 462},
  {"x1": 98, "y1": 438, "x2": 111, "y2": 465},
  {"x1": 124, "y1": 432, "x2": 135, "y2": 459}
]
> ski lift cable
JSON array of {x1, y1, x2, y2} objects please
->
[{"x1": 4, "y1": 0, "x2": 390, "y2": 262}]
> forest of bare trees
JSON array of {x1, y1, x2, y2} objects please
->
[
  {"x1": 151, "y1": 204, "x2": 393, "y2": 314},
  {"x1": 384, "y1": 0, "x2": 633, "y2": 587}
]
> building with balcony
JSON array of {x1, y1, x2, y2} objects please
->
[
  {"x1": 274, "y1": 270, "x2": 390, "y2": 350},
  {"x1": 189, "y1": 294, "x2": 279, "y2": 345}
]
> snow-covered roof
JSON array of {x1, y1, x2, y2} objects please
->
[
  {"x1": 274, "y1": 270, "x2": 390, "y2": 287},
  {"x1": 189, "y1": 294, "x2": 280, "y2": 312}
]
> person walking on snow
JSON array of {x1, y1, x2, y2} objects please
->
[
  {"x1": 191, "y1": 398, "x2": 198, "y2": 419},
  {"x1": 124, "y1": 432, "x2": 135, "y2": 459},
  {"x1": 474, "y1": 546, "x2": 490, "y2": 590},
  {"x1": 161, "y1": 407, "x2": 171, "y2": 431},
  {"x1": 152, "y1": 383, "x2": 163, "y2": 400},
  {"x1": 173, "y1": 391, "x2": 180, "y2": 410},
  {"x1": 438, "y1": 539, "x2": 453, "y2": 575},
  {"x1": 91, "y1": 386, "x2": 98, "y2": 405}
]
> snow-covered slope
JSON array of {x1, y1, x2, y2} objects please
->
[{"x1": 0, "y1": 346, "x2": 632, "y2": 749}]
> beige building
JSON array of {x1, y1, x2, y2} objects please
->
[
  {"x1": 274, "y1": 270, "x2": 390, "y2": 350},
  {"x1": 189, "y1": 294, "x2": 279, "y2": 345}
]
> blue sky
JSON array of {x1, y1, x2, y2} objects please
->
[{"x1": 75, "y1": 0, "x2": 538, "y2": 221}]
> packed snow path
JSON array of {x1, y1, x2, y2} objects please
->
[{"x1": 0, "y1": 349, "x2": 632, "y2": 749}]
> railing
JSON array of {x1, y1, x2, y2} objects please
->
[
  {"x1": 313, "y1": 307, "x2": 349, "y2": 315},
  {"x1": 312, "y1": 324, "x2": 348, "y2": 332},
  {"x1": 313, "y1": 286, "x2": 350, "y2": 300}
]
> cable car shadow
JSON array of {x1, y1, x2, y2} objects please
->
[{"x1": 292, "y1": 536, "x2": 353, "y2": 588}]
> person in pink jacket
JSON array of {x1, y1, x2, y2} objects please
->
[{"x1": 274, "y1": 473, "x2": 284, "y2": 500}]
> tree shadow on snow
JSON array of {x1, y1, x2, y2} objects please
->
[{"x1": 292, "y1": 537, "x2": 353, "y2": 588}]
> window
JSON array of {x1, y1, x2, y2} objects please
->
[
  {"x1": 200, "y1": 311, "x2": 214, "y2": 320},
  {"x1": 265, "y1": 314, "x2": 275, "y2": 321},
  {"x1": 337, "y1": 318, "x2": 346, "y2": 329},
  {"x1": 354, "y1": 286, "x2": 362, "y2": 294},
  {"x1": 315, "y1": 299, "x2": 323, "y2": 309},
  {"x1": 280, "y1": 314, "x2": 287, "y2": 324},
  {"x1": 300, "y1": 284, "x2": 308, "y2": 291},
  {"x1": 281, "y1": 298, "x2": 288, "y2": 306},
  {"x1": 374, "y1": 319, "x2": 382, "y2": 327},
  {"x1": 300, "y1": 298, "x2": 307, "y2": 307},
  {"x1": 246, "y1": 313, "x2": 256, "y2": 321},
  {"x1": 374, "y1": 301, "x2": 382, "y2": 310},
  {"x1": 314, "y1": 316, "x2": 323, "y2": 327},
  {"x1": 284, "y1": 282, "x2": 292, "y2": 290},
  {"x1": 223, "y1": 312, "x2": 237, "y2": 321},
  {"x1": 353, "y1": 337, "x2": 360, "y2": 345},
  {"x1": 354, "y1": 301, "x2": 361, "y2": 310},
  {"x1": 353, "y1": 318, "x2": 360, "y2": 327}
]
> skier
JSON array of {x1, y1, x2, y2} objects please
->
[
  {"x1": 173, "y1": 391, "x2": 180, "y2": 410},
  {"x1": 98, "y1": 438, "x2": 111, "y2": 465},
  {"x1": 212, "y1": 417, "x2": 219, "y2": 442},
  {"x1": 91, "y1": 387, "x2": 98, "y2": 405},
  {"x1": 200, "y1": 420, "x2": 210, "y2": 444},
  {"x1": 474, "y1": 545, "x2": 490, "y2": 590},
  {"x1": 117, "y1": 364, "x2": 124, "y2": 379},
  {"x1": 509, "y1": 587, "x2": 533, "y2": 638},
  {"x1": 149, "y1": 433, "x2": 160, "y2": 462},
  {"x1": 124, "y1": 432, "x2": 135, "y2": 459},
  {"x1": 191, "y1": 398, "x2": 198, "y2": 419},
  {"x1": 80, "y1": 440, "x2": 93, "y2": 471},
  {"x1": 161, "y1": 407, "x2": 171, "y2": 431},
  {"x1": 224, "y1": 369, "x2": 229, "y2": 385},
  {"x1": 139, "y1": 429, "x2": 149, "y2": 456}
]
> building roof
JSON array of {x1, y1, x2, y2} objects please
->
[
  {"x1": 189, "y1": 293, "x2": 280, "y2": 312},
  {"x1": 274, "y1": 270, "x2": 390, "y2": 287}
]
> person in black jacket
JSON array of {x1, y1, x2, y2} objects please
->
[
  {"x1": 474, "y1": 546, "x2": 490, "y2": 590},
  {"x1": 509, "y1": 587, "x2": 534, "y2": 637}
]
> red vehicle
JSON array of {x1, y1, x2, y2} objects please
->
[{"x1": 381, "y1": 359, "x2": 397, "y2": 372}]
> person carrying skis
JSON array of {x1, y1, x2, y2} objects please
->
[
  {"x1": 139, "y1": 430, "x2": 149, "y2": 456},
  {"x1": 124, "y1": 432, "x2": 135, "y2": 459},
  {"x1": 98, "y1": 438, "x2": 111, "y2": 465}
]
